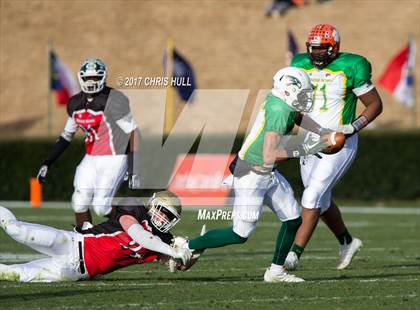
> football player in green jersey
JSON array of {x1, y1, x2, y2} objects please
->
[
  {"x1": 285, "y1": 24, "x2": 383, "y2": 270},
  {"x1": 180, "y1": 67, "x2": 334, "y2": 282}
]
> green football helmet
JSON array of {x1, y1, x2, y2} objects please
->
[
  {"x1": 272, "y1": 67, "x2": 314, "y2": 112},
  {"x1": 77, "y1": 58, "x2": 107, "y2": 94},
  {"x1": 147, "y1": 191, "x2": 182, "y2": 233}
]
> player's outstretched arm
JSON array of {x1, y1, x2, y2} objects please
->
[
  {"x1": 338, "y1": 88, "x2": 383, "y2": 136},
  {"x1": 37, "y1": 117, "x2": 77, "y2": 184},
  {"x1": 120, "y1": 215, "x2": 192, "y2": 264},
  {"x1": 263, "y1": 131, "x2": 330, "y2": 163},
  {"x1": 294, "y1": 113, "x2": 332, "y2": 135}
]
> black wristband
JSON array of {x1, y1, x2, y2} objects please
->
[{"x1": 44, "y1": 136, "x2": 70, "y2": 167}]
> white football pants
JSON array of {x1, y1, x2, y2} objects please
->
[
  {"x1": 72, "y1": 154, "x2": 128, "y2": 216},
  {"x1": 232, "y1": 170, "x2": 300, "y2": 238},
  {"x1": 0, "y1": 209, "x2": 84, "y2": 282},
  {"x1": 300, "y1": 134, "x2": 358, "y2": 213}
]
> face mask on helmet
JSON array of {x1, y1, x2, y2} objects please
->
[
  {"x1": 272, "y1": 67, "x2": 314, "y2": 113},
  {"x1": 147, "y1": 192, "x2": 182, "y2": 233},
  {"x1": 307, "y1": 44, "x2": 338, "y2": 69},
  {"x1": 306, "y1": 24, "x2": 340, "y2": 69},
  {"x1": 78, "y1": 59, "x2": 107, "y2": 94}
]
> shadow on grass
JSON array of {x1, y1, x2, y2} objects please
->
[
  {"x1": 383, "y1": 263, "x2": 420, "y2": 268},
  {"x1": 205, "y1": 251, "x2": 273, "y2": 257},
  {"x1": 98, "y1": 275, "x2": 261, "y2": 283},
  {"x1": 309, "y1": 271, "x2": 420, "y2": 282},
  {"x1": 0, "y1": 286, "x2": 147, "y2": 302}
]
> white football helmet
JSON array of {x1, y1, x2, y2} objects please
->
[
  {"x1": 147, "y1": 191, "x2": 182, "y2": 233},
  {"x1": 77, "y1": 58, "x2": 107, "y2": 94},
  {"x1": 271, "y1": 67, "x2": 314, "y2": 112}
]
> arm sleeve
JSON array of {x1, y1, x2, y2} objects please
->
[
  {"x1": 43, "y1": 137, "x2": 70, "y2": 166},
  {"x1": 127, "y1": 224, "x2": 173, "y2": 256},
  {"x1": 352, "y1": 57, "x2": 375, "y2": 97},
  {"x1": 43, "y1": 118, "x2": 76, "y2": 166}
]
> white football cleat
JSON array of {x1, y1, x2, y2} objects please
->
[
  {"x1": 0, "y1": 206, "x2": 16, "y2": 229},
  {"x1": 284, "y1": 251, "x2": 299, "y2": 271},
  {"x1": 337, "y1": 238, "x2": 363, "y2": 270},
  {"x1": 263, "y1": 266, "x2": 304, "y2": 283}
]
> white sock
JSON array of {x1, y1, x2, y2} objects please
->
[{"x1": 270, "y1": 263, "x2": 285, "y2": 274}]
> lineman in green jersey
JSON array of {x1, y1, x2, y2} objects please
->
[
  {"x1": 181, "y1": 67, "x2": 331, "y2": 283},
  {"x1": 285, "y1": 24, "x2": 383, "y2": 270}
]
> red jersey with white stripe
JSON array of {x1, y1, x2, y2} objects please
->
[
  {"x1": 77, "y1": 201, "x2": 173, "y2": 278},
  {"x1": 66, "y1": 87, "x2": 136, "y2": 156}
]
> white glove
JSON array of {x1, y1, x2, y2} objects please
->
[
  {"x1": 302, "y1": 132, "x2": 329, "y2": 155},
  {"x1": 128, "y1": 174, "x2": 141, "y2": 189},
  {"x1": 37, "y1": 165, "x2": 49, "y2": 184},
  {"x1": 319, "y1": 127, "x2": 334, "y2": 136},
  {"x1": 337, "y1": 124, "x2": 355, "y2": 136},
  {"x1": 170, "y1": 246, "x2": 192, "y2": 265}
]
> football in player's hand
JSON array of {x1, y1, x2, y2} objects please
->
[{"x1": 321, "y1": 132, "x2": 345, "y2": 154}]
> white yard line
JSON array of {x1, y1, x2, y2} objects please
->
[
  {"x1": 1, "y1": 201, "x2": 419, "y2": 215},
  {"x1": 0, "y1": 252, "x2": 47, "y2": 262}
]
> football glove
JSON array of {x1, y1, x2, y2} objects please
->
[
  {"x1": 170, "y1": 246, "x2": 192, "y2": 265},
  {"x1": 337, "y1": 124, "x2": 355, "y2": 136},
  {"x1": 337, "y1": 115, "x2": 369, "y2": 137},
  {"x1": 37, "y1": 165, "x2": 49, "y2": 184},
  {"x1": 302, "y1": 132, "x2": 330, "y2": 155},
  {"x1": 319, "y1": 127, "x2": 334, "y2": 136},
  {"x1": 128, "y1": 174, "x2": 141, "y2": 189}
]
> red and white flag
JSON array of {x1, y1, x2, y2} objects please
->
[
  {"x1": 378, "y1": 39, "x2": 416, "y2": 107},
  {"x1": 50, "y1": 50, "x2": 79, "y2": 105}
]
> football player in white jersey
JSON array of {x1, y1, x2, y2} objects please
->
[{"x1": 285, "y1": 24, "x2": 383, "y2": 270}]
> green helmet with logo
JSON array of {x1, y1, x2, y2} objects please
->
[{"x1": 77, "y1": 58, "x2": 107, "y2": 94}]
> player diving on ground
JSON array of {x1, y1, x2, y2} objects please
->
[{"x1": 0, "y1": 191, "x2": 192, "y2": 282}]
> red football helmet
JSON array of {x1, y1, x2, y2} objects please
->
[{"x1": 306, "y1": 24, "x2": 340, "y2": 68}]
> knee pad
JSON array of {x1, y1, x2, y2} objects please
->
[
  {"x1": 71, "y1": 189, "x2": 93, "y2": 213},
  {"x1": 301, "y1": 186, "x2": 323, "y2": 209},
  {"x1": 91, "y1": 195, "x2": 113, "y2": 217},
  {"x1": 4, "y1": 220, "x2": 22, "y2": 238},
  {"x1": 0, "y1": 206, "x2": 16, "y2": 229}
]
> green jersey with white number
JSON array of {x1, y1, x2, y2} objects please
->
[
  {"x1": 239, "y1": 92, "x2": 295, "y2": 166},
  {"x1": 291, "y1": 52, "x2": 374, "y2": 129}
]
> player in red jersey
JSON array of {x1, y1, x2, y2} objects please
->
[
  {"x1": 0, "y1": 191, "x2": 192, "y2": 282},
  {"x1": 37, "y1": 59, "x2": 141, "y2": 228}
]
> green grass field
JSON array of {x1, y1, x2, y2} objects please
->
[{"x1": 0, "y1": 204, "x2": 419, "y2": 309}]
